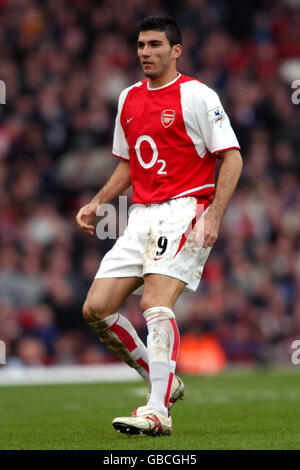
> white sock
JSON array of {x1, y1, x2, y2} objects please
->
[
  {"x1": 88, "y1": 313, "x2": 150, "y2": 386},
  {"x1": 144, "y1": 307, "x2": 180, "y2": 417}
]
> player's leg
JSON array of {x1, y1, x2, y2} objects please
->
[
  {"x1": 140, "y1": 273, "x2": 185, "y2": 416},
  {"x1": 83, "y1": 276, "x2": 143, "y2": 322},
  {"x1": 137, "y1": 198, "x2": 210, "y2": 418},
  {"x1": 112, "y1": 273, "x2": 184, "y2": 436},
  {"x1": 82, "y1": 277, "x2": 150, "y2": 386}
]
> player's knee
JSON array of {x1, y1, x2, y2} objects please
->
[
  {"x1": 140, "y1": 296, "x2": 154, "y2": 313},
  {"x1": 82, "y1": 301, "x2": 97, "y2": 323},
  {"x1": 82, "y1": 299, "x2": 108, "y2": 323},
  {"x1": 140, "y1": 296, "x2": 168, "y2": 313}
]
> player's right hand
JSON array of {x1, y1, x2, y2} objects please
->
[{"x1": 75, "y1": 201, "x2": 99, "y2": 236}]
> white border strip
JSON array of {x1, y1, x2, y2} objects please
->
[{"x1": 0, "y1": 364, "x2": 141, "y2": 386}]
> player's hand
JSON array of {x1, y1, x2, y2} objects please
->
[
  {"x1": 76, "y1": 201, "x2": 99, "y2": 236},
  {"x1": 194, "y1": 209, "x2": 221, "y2": 248},
  {"x1": 202, "y1": 210, "x2": 221, "y2": 248}
]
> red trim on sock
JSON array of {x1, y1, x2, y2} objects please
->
[
  {"x1": 170, "y1": 319, "x2": 180, "y2": 362},
  {"x1": 146, "y1": 314, "x2": 163, "y2": 323},
  {"x1": 101, "y1": 313, "x2": 120, "y2": 332},
  {"x1": 109, "y1": 322, "x2": 137, "y2": 352},
  {"x1": 110, "y1": 313, "x2": 120, "y2": 329},
  {"x1": 164, "y1": 372, "x2": 174, "y2": 408},
  {"x1": 136, "y1": 357, "x2": 149, "y2": 373},
  {"x1": 164, "y1": 320, "x2": 180, "y2": 408}
]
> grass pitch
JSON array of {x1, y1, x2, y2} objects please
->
[{"x1": 0, "y1": 369, "x2": 299, "y2": 450}]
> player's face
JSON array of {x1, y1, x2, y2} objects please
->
[{"x1": 137, "y1": 30, "x2": 180, "y2": 79}]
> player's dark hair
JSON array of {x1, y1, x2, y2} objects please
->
[{"x1": 137, "y1": 16, "x2": 182, "y2": 47}]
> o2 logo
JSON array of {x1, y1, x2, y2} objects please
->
[
  {"x1": 135, "y1": 135, "x2": 167, "y2": 175},
  {"x1": 291, "y1": 340, "x2": 300, "y2": 365}
]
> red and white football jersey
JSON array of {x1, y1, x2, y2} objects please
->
[{"x1": 113, "y1": 73, "x2": 240, "y2": 205}]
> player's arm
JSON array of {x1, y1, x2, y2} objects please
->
[
  {"x1": 191, "y1": 84, "x2": 243, "y2": 248},
  {"x1": 76, "y1": 160, "x2": 131, "y2": 236},
  {"x1": 91, "y1": 160, "x2": 131, "y2": 205},
  {"x1": 202, "y1": 148, "x2": 243, "y2": 248}
]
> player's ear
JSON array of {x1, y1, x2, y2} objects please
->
[{"x1": 172, "y1": 44, "x2": 182, "y2": 60}]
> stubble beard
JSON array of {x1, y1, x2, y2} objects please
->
[
  {"x1": 142, "y1": 62, "x2": 169, "y2": 80},
  {"x1": 142, "y1": 64, "x2": 160, "y2": 79},
  {"x1": 140, "y1": 54, "x2": 172, "y2": 80},
  {"x1": 143, "y1": 70, "x2": 159, "y2": 78}
]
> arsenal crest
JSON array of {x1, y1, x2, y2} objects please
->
[{"x1": 161, "y1": 109, "x2": 176, "y2": 128}]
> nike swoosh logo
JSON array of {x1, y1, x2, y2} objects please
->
[
  {"x1": 127, "y1": 117, "x2": 133, "y2": 123},
  {"x1": 154, "y1": 257, "x2": 163, "y2": 261}
]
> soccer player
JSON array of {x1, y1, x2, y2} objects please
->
[{"x1": 76, "y1": 16, "x2": 243, "y2": 436}]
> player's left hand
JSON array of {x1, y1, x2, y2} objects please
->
[{"x1": 200, "y1": 210, "x2": 222, "y2": 248}]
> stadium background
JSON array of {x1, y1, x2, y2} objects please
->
[{"x1": 0, "y1": 0, "x2": 299, "y2": 373}]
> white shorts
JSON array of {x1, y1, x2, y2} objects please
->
[{"x1": 95, "y1": 196, "x2": 212, "y2": 294}]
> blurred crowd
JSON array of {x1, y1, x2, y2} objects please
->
[{"x1": 0, "y1": 0, "x2": 299, "y2": 368}]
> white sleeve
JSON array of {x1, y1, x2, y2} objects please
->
[
  {"x1": 193, "y1": 85, "x2": 240, "y2": 155},
  {"x1": 112, "y1": 89, "x2": 129, "y2": 160}
]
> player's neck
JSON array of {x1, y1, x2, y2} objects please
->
[{"x1": 148, "y1": 70, "x2": 179, "y2": 89}]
